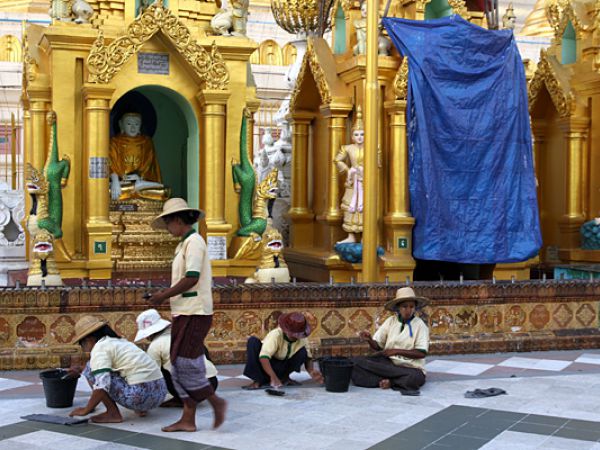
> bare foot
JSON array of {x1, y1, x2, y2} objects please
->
[
  {"x1": 90, "y1": 411, "x2": 123, "y2": 423},
  {"x1": 135, "y1": 411, "x2": 147, "y2": 417},
  {"x1": 161, "y1": 421, "x2": 197, "y2": 432},
  {"x1": 379, "y1": 379, "x2": 391, "y2": 390},
  {"x1": 212, "y1": 396, "x2": 227, "y2": 429}
]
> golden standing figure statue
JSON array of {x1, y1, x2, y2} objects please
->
[
  {"x1": 335, "y1": 106, "x2": 365, "y2": 244},
  {"x1": 109, "y1": 112, "x2": 169, "y2": 201}
]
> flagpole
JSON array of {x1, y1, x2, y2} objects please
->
[{"x1": 362, "y1": 0, "x2": 379, "y2": 282}]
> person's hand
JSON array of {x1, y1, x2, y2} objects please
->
[
  {"x1": 379, "y1": 349, "x2": 398, "y2": 358},
  {"x1": 110, "y1": 180, "x2": 121, "y2": 201},
  {"x1": 147, "y1": 294, "x2": 164, "y2": 306},
  {"x1": 270, "y1": 376, "x2": 282, "y2": 388},
  {"x1": 358, "y1": 330, "x2": 372, "y2": 341},
  {"x1": 123, "y1": 173, "x2": 140, "y2": 182},
  {"x1": 66, "y1": 365, "x2": 83, "y2": 378},
  {"x1": 309, "y1": 369, "x2": 323, "y2": 384},
  {"x1": 69, "y1": 406, "x2": 91, "y2": 417}
]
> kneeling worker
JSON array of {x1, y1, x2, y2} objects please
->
[
  {"x1": 243, "y1": 312, "x2": 323, "y2": 389},
  {"x1": 135, "y1": 309, "x2": 218, "y2": 407}
]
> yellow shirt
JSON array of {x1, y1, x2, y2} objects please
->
[
  {"x1": 373, "y1": 315, "x2": 429, "y2": 373},
  {"x1": 259, "y1": 327, "x2": 312, "y2": 361},
  {"x1": 147, "y1": 329, "x2": 218, "y2": 378},
  {"x1": 170, "y1": 231, "x2": 213, "y2": 316},
  {"x1": 90, "y1": 336, "x2": 163, "y2": 385}
]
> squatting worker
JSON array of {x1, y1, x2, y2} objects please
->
[{"x1": 69, "y1": 315, "x2": 167, "y2": 423}]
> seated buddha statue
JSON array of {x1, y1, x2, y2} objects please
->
[{"x1": 109, "y1": 112, "x2": 169, "y2": 202}]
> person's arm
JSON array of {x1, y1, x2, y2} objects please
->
[
  {"x1": 259, "y1": 357, "x2": 282, "y2": 388},
  {"x1": 359, "y1": 330, "x2": 382, "y2": 351},
  {"x1": 70, "y1": 386, "x2": 106, "y2": 416},
  {"x1": 304, "y1": 358, "x2": 323, "y2": 383},
  {"x1": 379, "y1": 348, "x2": 426, "y2": 359},
  {"x1": 148, "y1": 276, "x2": 197, "y2": 306}
]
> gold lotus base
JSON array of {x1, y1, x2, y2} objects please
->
[{"x1": 110, "y1": 199, "x2": 179, "y2": 271}]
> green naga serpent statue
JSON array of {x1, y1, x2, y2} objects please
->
[
  {"x1": 40, "y1": 111, "x2": 70, "y2": 239},
  {"x1": 232, "y1": 109, "x2": 278, "y2": 237},
  {"x1": 25, "y1": 112, "x2": 70, "y2": 286}
]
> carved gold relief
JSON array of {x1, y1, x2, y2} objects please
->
[
  {"x1": 528, "y1": 50, "x2": 575, "y2": 118},
  {"x1": 547, "y1": 0, "x2": 586, "y2": 39},
  {"x1": 393, "y1": 57, "x2": 408, "y2": 100},
  {"x1": 447, "y1": 0, "x2": 468, "y2": 18},
  {"x1": 289, "y1": 39, "x2": 333, "y2": 108},
  {"x1": 289, "y1": 51, "x2": 309, "y2": 111},
  {"x1": 87, "y1": 3, "x2": 229, "y2": 89}
]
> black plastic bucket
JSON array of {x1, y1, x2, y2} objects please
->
[
  {"x1": 320, "y1": 357, "x2": 354, "y2": 393},
  {"x1": 39, "y1": 369, "x2": 79, "y2": 408}
]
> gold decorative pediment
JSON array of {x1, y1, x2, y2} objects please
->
[
  {"x1": 289, "y1": 52, "x2": 309, "y2": 111},
  {"x1": 289, "y1": 38, "x2": 333, "y2": 109},
  {"x1": 86, "y1": 3, "x2": 229, "y2": 89},
  {"x1": 306, "y1": 39, "x2": 333, "y2": 105},
  {"x1": 528, "y1": 50, "x2": 575, "y2": 118},
  {"x1": 547, "y1": 0, "x2": 588, "y2": 40}
]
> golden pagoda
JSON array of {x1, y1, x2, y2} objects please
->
[
  {"x1": 528, "y1": 0, "x2": 599, "y2": 266},
  {"x1": 22, "y1": 0, "x2": 259, "y2": 279},
  {"x1": 276, "y1": 0, "x2": 536, "y2": 282}
]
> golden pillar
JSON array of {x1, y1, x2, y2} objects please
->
[
  {"x1": 531, "y1": 120, "x2": 546, "y2": 221},
  {"x1": 82, "y1": 84, "x2": 114, "y2": 278},
  {"x1": 197, "y1": 90, "x2": 232, "y2": 245},
  {"x1": 363, "y1": 0, "x2": 379, "y2": 281},
  {"x1": 319, "y1": 101, "x2": 352, "y2": 247},
  {"x1": 383, "y1": 99, "x2": 415, "y2": 277},
  {"x1": 558, "y1": 117, "x2": 589, "y2": 250},
  {"x1": 246, "y1": 98, "x2": 261, "y2": 166},
  {"x1": 288, "y1": 111, "x2": 314, "y2": 248},
  {"x1": 28, "y1": 86, "x2": 51, "y2": 171}
]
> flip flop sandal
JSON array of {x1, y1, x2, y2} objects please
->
[{"x1": 242, "y1": 384, "x2": 269, "y2": 391}]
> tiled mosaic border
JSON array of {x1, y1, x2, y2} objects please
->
[{"x1": 0, "y1": 280, "x2": 599, "y2": 368}]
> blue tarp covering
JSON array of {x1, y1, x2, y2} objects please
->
[{"x1": 383, "y1": 15, "x2": 541, "y2": 263}]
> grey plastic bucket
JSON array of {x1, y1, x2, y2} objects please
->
[{"x1": 39, "y1": 369, "x2": 79, "y2": 408}]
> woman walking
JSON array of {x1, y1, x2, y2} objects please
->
[{"x1": 149, "y1": 198, "x2": 227, "y2": 432}]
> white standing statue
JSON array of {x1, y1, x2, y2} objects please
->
[
  {"x1": 271, "y1": 122, "x2": 292, "y2": 198},
  {"x1": 353, "y1": 1, "x2": 391, "y2": 56},
  {"x1": 50, "y1": 0, "x2": 93, "y2": 23}
]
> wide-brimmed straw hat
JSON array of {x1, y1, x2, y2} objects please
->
[
  {"x1": 72, "y1": 315, "x2": 107, "y2": 344},
  {"x1": 384, "y1": 287, "x2": 429, "y2": 311},
  {"x1": 151, "y1": 198, "x2": 205, "y2": 230},
  {"x1": 134, "y1": 309, "x2": 171, "y2": 342},
  {"x1": 278, "y1": 312, "x2": 311, "y2": 339}
]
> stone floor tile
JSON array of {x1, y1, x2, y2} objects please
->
[
  {"x1": 498, "y1": 357, "x2": 572, "y2": 371},
  {"x1": 536, "y1": 436, "x2": 598, "y2": 450}
]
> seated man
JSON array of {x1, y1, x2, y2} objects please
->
[
  {"x1": 352, "y1": 287, "x2": 429, "y2": 395},
  {"x1": 243, "y1": 312, "x2": 323, "y2": 389},
  {"x1": 134, "y1": 309, "x2": 218, "y2": 407}
]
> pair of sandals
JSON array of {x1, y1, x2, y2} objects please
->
[{"x1": 242, "y1": 379, "x2": 301, "y2": 391}]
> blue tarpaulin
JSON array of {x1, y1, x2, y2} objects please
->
[{"x1": 383, "y1": 15, "x2": 541, "y2": 263}]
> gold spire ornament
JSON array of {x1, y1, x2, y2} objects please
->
[{"x1": 352, "y1": 105, "x2": 364, "y2": 132}]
